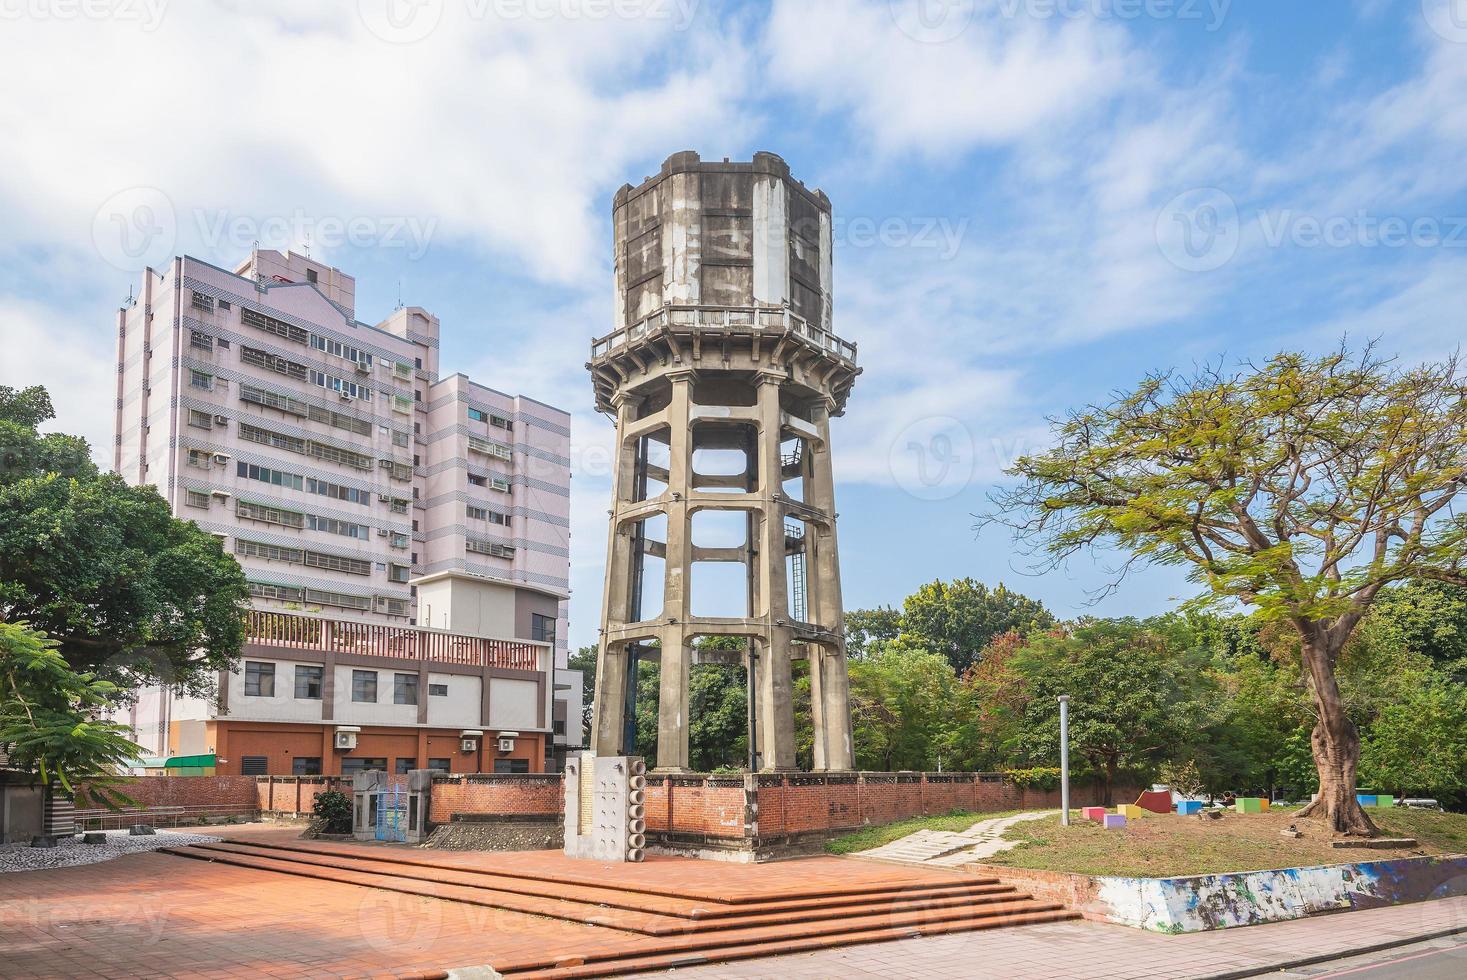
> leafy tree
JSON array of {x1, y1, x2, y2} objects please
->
[
  {"x1": 1, "y1": 621, "x2": 141, "y2": 807},
  {"x1": 311, "y1": 789, "x2": 353, "y2": 834},
  {"x1": 989, "y1": 347, "x2": 1467, "y2": 833},
  {"x1": 844, "y1": 606, "x2": 904, "y2": 658},
  {"x1": 0, "y1": 388, "x2": 248, "y2": 693},
  {"x1": 1359, "y1": 678, "x2": 1467, "y2": 797},
  {"x1": 0, "y1": 386, "x2": 92, "y2": 484},
  {"x1": 898, "y1": 578, "x2": 1055, "y2": 673},
  {"x1": 568, "y1": 645, "x2": 597, "y2": 736},
  {"x1": 1000, "y1": 621, "x2": 1198, "y2": 804},
  {"x1": 847, "y1": 643, "x2": 974, "y2": 771}
]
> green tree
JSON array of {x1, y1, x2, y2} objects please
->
[
  {"x1": 1001, "y1": 621, "x2": 1198, "y2": 804},
  {"x1": 898, "y1": 579, "x2": 1055, "y2": 673},
  {"x1": 0, "y1": 388, "x2": 248, "y2": 693},
  {"x1": 844, "y1": 606, "x2": 904, "y2": 658},
  {"x1": 1359, "y1": 678, "x2": 1467, "y2": 797},
  {"x1": 989, "y1": 347, "x2": 1467, "y2": 833},
  {"x1": 847, "y1": 642, "x2": 973, "y2": 771},
  {"x1": 0, "y1": 621, "x2": 141, "y2": 807}
]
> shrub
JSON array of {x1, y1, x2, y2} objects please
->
[
  {"x1": 1005, "y1": 767, "x2": 1062, "y2": 791},
  {"x1": 312, "y1": 790, "x2": 352, "y2": 834}
]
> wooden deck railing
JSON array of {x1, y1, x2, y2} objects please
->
[{"x1": 245, "y1": 610, "x2": 545, "y2": 671}]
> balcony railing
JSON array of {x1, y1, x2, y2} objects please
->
[
  {"x1": 245, "y1": 609, "x2": 545, "y2": 671},
  {"x1": 591, "y1": 305, "x2": 858, "y2": 365}
]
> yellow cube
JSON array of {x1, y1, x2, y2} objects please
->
[{"x1": 1117, "y1": 804, "x2": 1146, "y2": 820}]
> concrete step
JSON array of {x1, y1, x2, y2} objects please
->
[
  {"x1": 163, "y1": 842, "x2": 1034, "y2": 937},
  {"x1": 500, "y1": 907, "x2": 1081, "y2": 979}
]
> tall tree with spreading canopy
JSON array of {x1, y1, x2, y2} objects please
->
[
  {"x1": 0, "y1": 385, "x2": 248, "y2": 694},
  {"x1": 898, "y1": 578, "x2": 1055, "y2": 673},
  {"x1": 985, "y1": 347, "x2": 1467, "y2": 834}
]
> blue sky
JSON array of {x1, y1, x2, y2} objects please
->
[{"x1": 2, "y1": 1, "x2": 1465, "y2": 650}]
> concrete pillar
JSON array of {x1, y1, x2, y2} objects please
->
[
  {"x1": 809, "y1": 401, "x2": 853, "y2": 769},
  {"x1": 591, "y1": 394, "x2": 642, "y2": 756}
]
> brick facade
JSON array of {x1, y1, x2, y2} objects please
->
[
  {"x1": 427, "y1": 774, "x2": 563, "y2": 823},
  {"x1": 75, "y1": 775, "x2": 260, "y2": 811}
]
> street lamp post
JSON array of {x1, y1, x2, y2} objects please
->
[{"x1": 1058, "y1": 694, "x2": 1071, "y2": 826}]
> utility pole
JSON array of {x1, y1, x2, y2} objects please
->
[{"x1": 1058, "y1": 695, "x2": 1071, "y2": 827}]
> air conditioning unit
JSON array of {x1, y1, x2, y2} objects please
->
[
  {"x1": 210, "y1": 489, "x2": 232, "y2": 499},
  {"x1": 376, "y1": 528, "x2": 388, "y2": 537},
  {"x1": 460, "y1": 738, "x2": 477, "y2": 753},
  {"x1": 497, "y1": 737, "x2": 515, "y2": 753},
  {"x1": 212, "y1": 452, "x2": 231, "y2": 464},
  {"x1": 378, "y1": 494, "x2": 392, "y2": 503},
  {"x1": 355, "y1": 363, "x2": 370, "y2": 374},
  {"x1": 333, "y1": 730, "x2": 357, "y2": 750},
  {"x1": 213, "y1": 415, "x2": 229, "y2": 426}
]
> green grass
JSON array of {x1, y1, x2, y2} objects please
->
[
  {"x1": 983, "y1": 808, "x2": 1467, "y2": 878},
  {"x1": 823, "y1": 809, "x2": 1025, "y2": 855}
]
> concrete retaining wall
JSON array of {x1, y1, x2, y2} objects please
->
[{"x1": 973, "y1": 856, "x2": 1467, "y2": 932}]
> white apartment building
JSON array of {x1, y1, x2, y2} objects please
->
[{"x1": 113, "y1": 249, "x2": 582, "y2": 771}]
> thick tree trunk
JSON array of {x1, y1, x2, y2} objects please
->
[
  {"x1": 1293, "y1": 638, "x2": 1377, "y2": 836},
  {"x1": 1101, "y1": 757, "x2": 1117, "y2": 807}
]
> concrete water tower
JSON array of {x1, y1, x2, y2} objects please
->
[{"x1": 587, "y1": 151, "x2": 860, "y2": 771}]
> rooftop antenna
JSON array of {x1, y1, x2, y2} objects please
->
[
  {"x1": 396, "y1": 278, "x2": 403, "y2": 311},
  {"x1": 303, "y1": 234, "x2": 311, "y2": 260}
]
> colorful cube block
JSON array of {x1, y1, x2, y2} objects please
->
[
  {"x1": 1082, "y1": 806, "x2": 1107, "y2": 822},
  {"x1": 1373, "y1": 795, "x2": 1394, "y2": 808},
  {"x1": 1176, "y1": 800, "x2": 1203, "y2": 816},
  {"x1": 1102, "y1": 814, "x2": 1127, "y2": 829},
  {"x1": 1117, "y1": 804, "x2": 1146, "y2": 820},
  {"x1": 1235, "y1": 797, "x2": 1263, "y2": 813},
  {"x1": 1258, "y1": 798, "x2": 1270, "y2": 811},
  {"x1": 1356, "y1": 794, "x2": 1377, "y2": 808}
]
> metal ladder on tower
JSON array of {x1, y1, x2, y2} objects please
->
[{"x1": 785, "y1": 521, "x2": 807, "y2": 623}]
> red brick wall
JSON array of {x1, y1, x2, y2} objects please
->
[
  {"x1": 428, "y1": 774, "x2": 563, "y2": 823},
  {"x1": 74, "y1": 775, "x2": 260, "y2": 811}
]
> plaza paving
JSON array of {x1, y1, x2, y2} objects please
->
[{"x1": 0, "y1": 823, "x2": 1462, "y2": 979}]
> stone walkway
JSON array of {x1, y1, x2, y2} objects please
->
[
  {"x1": 857, "y1": 810, "x2": 1054, "y2": 867},
  {"x1": 629, "y1": 894, "x2": 1467, "y2": 979}
]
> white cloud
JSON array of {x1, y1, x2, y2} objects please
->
[
  {"x1": 0, "y1": 299, "x2": 117, "y2": 462},
  {"x1": 0, "y1": 2, "x2": 754, "y2": 285},
  {"x1": 762, "y1": 0, "x2": 1133, "y2": 158}
]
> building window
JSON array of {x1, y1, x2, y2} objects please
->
[
  {"x1": 240, "y1": 756, "x2": 269, "y2": 776},
  {"x1": 393, "y1": 673, "x2": 418, "y2": 705},
  {"x1": 292, "y1": 757, "x2": 322, "y2": 776},
  {"x1": 306, "y1": 268, "x2": 318, "y2": 284},
  {"x1": 394, "y1": 758, "x2": 413, "y2": 775},
  {"x1": 187, "y1": 408, "x2": 213, "y2": 429},
  {"x1": 531, "y1": 614, "x2": 556, "y2": 644},
  {"x1": 352, "y1": 669, "x2": 377, "y2": 703},
  {"x1": 190, "y1": 369, "x2": 213, "y2": 390},
  {"x1": 553, "y1": 719, "x2": 567, "y2": 736},
  {"x1": 388, "y1": 563, "x2": 410, "y2": 584},
  {"x1": 294, "y1": 665, "x2": 323, "y2": 700},
  {"x1": 467, "y1": 407, "x2": 487, "y2": 422},
  {"x1": 185, "y1": 489, "x2": 210, "y2": 509},
  {"x1": 190, "y1": 330, "x2": 213, "y2": 351},
  {"x1": 340, "y1": 757, "x2": 387, "y2": 775},
  {"x1": 428, "y1": 683, "x2": 448, "y2": 697},
  {"x1": 468, "y1": 474, "x2": 486, "y2": 487},
  {"x1": 426, "y1": 758, "x2": 451, "y2": 773},
  {"x1": 493, "y1": 759, "x2": 530, "y2": 774},
  {"x1": 219, "y1": 299, "x2": 231, "y2": 310},
  {"x1": 244, "y1": 661, "x2": 275, "y2": 697},
  {"x1": 466, "y1": 505, "x2": 487, "y2": 520}
]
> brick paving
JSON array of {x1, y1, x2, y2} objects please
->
[{"x1": 2, "y1": 823, "x2": 1463, "y2": 979}]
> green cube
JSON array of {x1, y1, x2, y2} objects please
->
[
  {"x1": 1373, "y1": 795, "x2": 1393, "y2": 808},
  {"x1": 1235, "y1": 797, "x2": 1263, "y2": 813}
]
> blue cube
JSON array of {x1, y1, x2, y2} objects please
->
[
  {"x1": 1176, "y1": 800, "x2": 1203, "y2": 816},
  {"x1": 1356, "y1": 794, "x2": 1377, "y2": 807}
]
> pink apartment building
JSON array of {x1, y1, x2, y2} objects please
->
[{"x1": 113, "y1": 249, "x2": 582, "y2": 772}]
